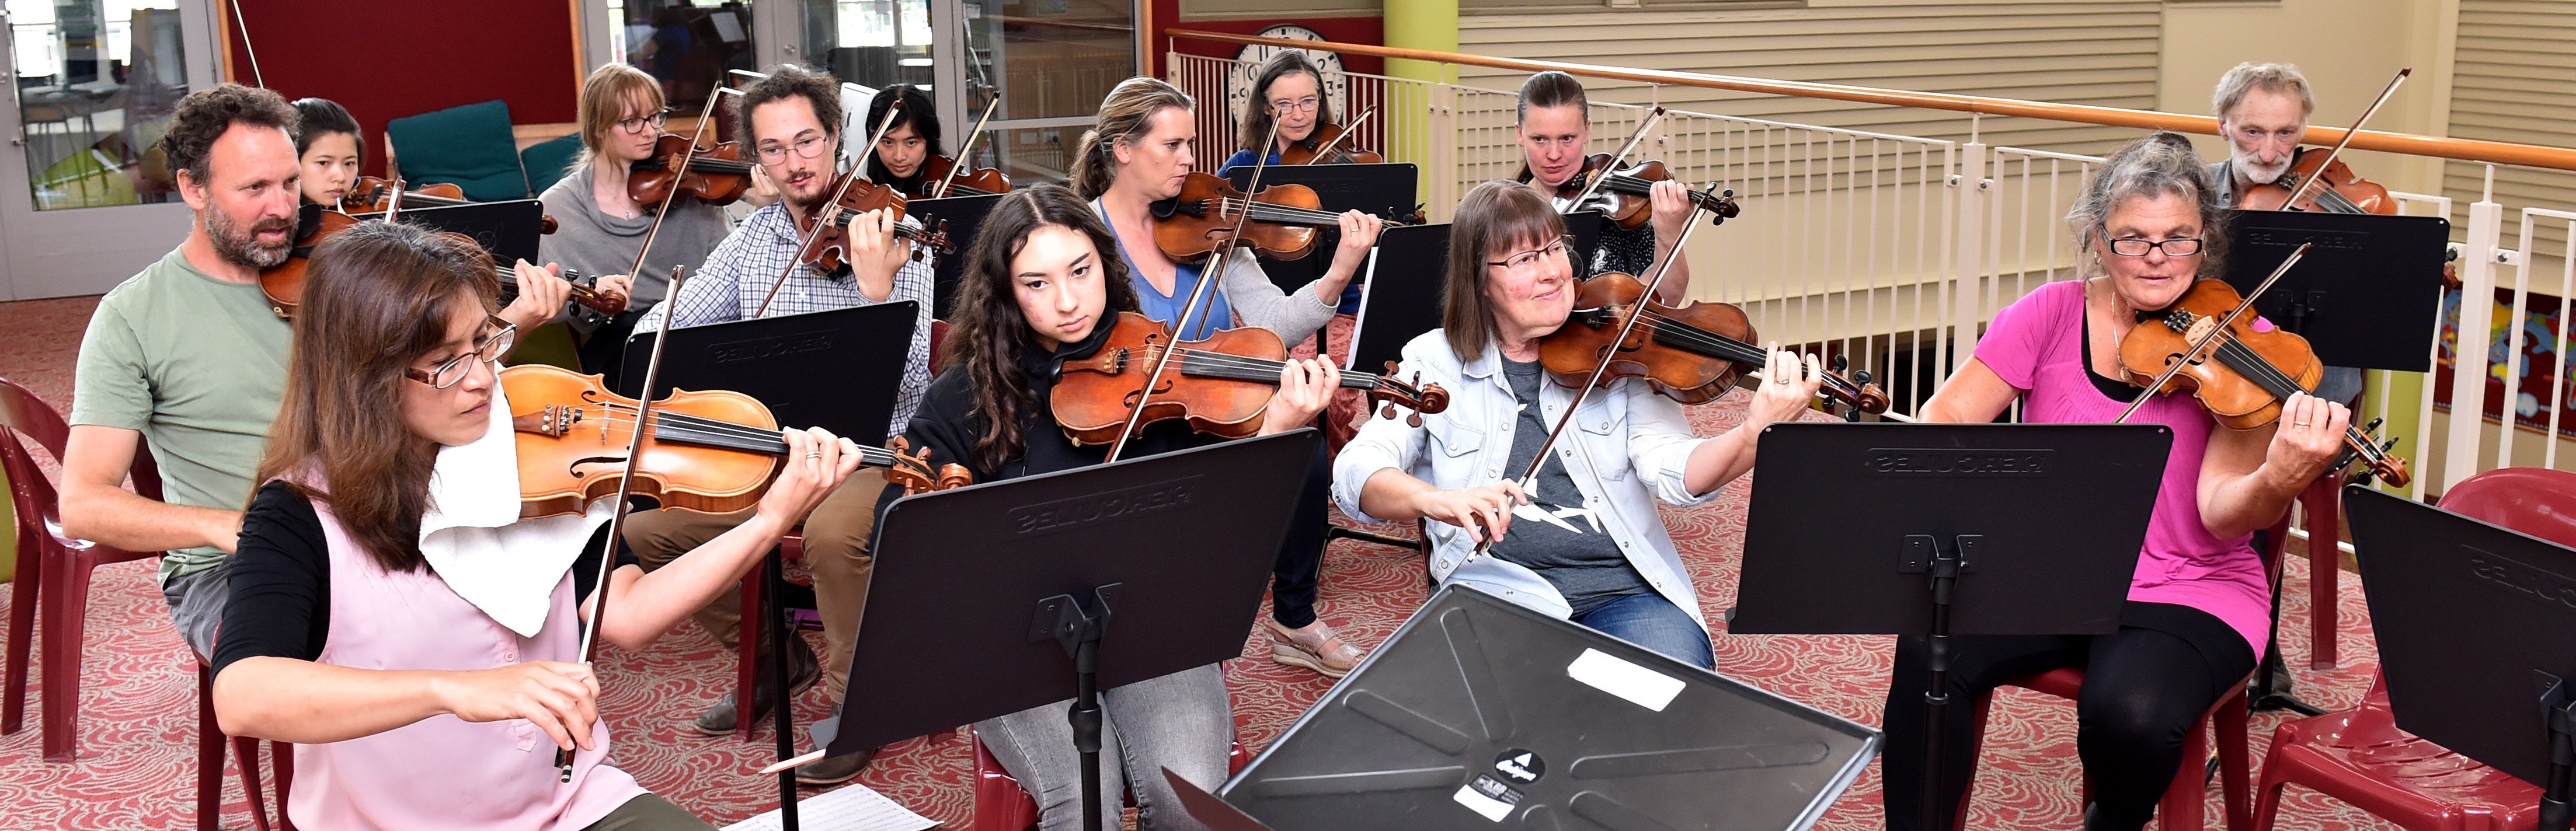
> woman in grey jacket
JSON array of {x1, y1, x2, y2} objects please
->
[{"x1": 539, "y1": 62, "x2": 734, "y2": 376}]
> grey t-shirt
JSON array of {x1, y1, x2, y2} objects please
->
[
  {"x1": 1491, "y1": 358, "x2": 1652, "y2": 616},
  {"x1": 535, "y1": 163, "x2": 734, "y2": 312}
]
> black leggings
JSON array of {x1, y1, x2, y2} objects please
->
[
  {"x1": 1879, "y1": 602, "x2": 2255, "y2": 831},
  {"x1": 1267, "y1": 441, "x2": 1329, "y2": 629}
]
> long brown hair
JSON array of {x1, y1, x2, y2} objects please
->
[
  {"x1": 1237, "y1": 51, "x2": 1335, "y2": 154},
  {"x1": 944, "y1": 183, "x2": 1141, "y2": 474},
  {"x1": 1443, "y1": 181, "x2": 1566, "y2": 362},
  {"x1": 1069, "y1": 76, "x2": 1193, "y2": 200},
  {"x1": 255, "y1": 221, "x2": 500, "y2": 572}
]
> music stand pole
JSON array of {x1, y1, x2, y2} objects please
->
[
  {"x1": 1034, "y1": 588, "x2": 1117, "y2": 831},
  {"x1": 2542, "y1": 675, "x2": 2575, "y2": 831},
  {"x1": 770, "y1": 548, "x2": 801, "y2": 830}
]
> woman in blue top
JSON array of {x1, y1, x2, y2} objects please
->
[
  {"x1": 1070, "y1": 76, "x2": 1381, "y2": 346},
  {"x1": 1070, "y1": 75, "x2": 1384, "y2": 679},
  {"x1": 1221, "y1": 51, "x2": 1339, "y2": 174}
]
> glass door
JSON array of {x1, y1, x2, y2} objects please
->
[
  {"x1": 946, "y1": 0, "x2": 1133, "y2": 183},
  {"x1": 0, "y1": 0, "x2": 215, "y2": 300}
]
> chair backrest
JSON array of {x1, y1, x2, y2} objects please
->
[
  {"x1": 0, "y1": 376, "x2": 165, "y2": 526},
  {"x1": 520, "y1": 133, "x2": 583, "y2": 195},
  {"x1": 2435, "y1": 467, "x2": 2576, "y2": 549},
  {"x1": 385, "y1": 99, "x2": 530, "y2": 202}
]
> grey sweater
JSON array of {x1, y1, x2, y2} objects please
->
[{"x1": 535, "y1": 164, "x2": 734, "y2": 311}]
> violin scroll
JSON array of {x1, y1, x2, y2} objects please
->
[
  {"x1": 881, "y1": 437, "x2": 974, "y2": 495},
  {"x1": 1367, "y1": 361, "x2": 1451, "y2": 427}
]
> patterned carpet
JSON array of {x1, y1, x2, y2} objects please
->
[{"x1": 0, "y1": 295, "x2": 2407, "y2": 830}]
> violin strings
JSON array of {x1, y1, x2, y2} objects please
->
[
  {"x1": 1124, "y1": 344, "x2": 1400, "y2": 392},
  {"x1": 1617, "y1": 306, "x2": 1868, "y2": 398},
  {"x1": 1209, "y1": 197, "x2": 1346, "y2": 225},
  {"x1": 2198, "y1": 333, "x2": 2383, "y2": 459},
  {"x1": 570, "y1": 403, "x2": 907, "y2": 462}
]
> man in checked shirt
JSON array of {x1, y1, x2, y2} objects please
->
[{"x1": 625, "y1": 64, "x2": 932, "y2": 785}]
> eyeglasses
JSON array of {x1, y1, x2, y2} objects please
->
[
  {"x1": 405, "y1": 319, "x2": 517, "y2": 389},
  {"x1": 1269, "y1": 96, "x2": 1320, "y2": 114},
  {"x1": 614, "y1": 110, "x2": 670, "y2": 134},
  {"x1": 1487, "y1": 236, "x2": 1574, "y2": 273},
  {"x1": 2098, "y1": 228, "x2": 2204, "y2": 257},
  {"x1": 756, "y1": 133, "x2": 831, "y2": 164}
]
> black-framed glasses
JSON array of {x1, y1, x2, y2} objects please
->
[
  {"x1": 405, "y1": 318, "x2": 517, "y2": 389},
  {"x1": 1487, "y1": 236, "x2": 1574, "y2": 273},
  {"x1": 756, "y1": 133, "x2": 831, "y2": 164},
  {"x1": 614, "y1": 110, "x2": 671, "y2": 134},
  {"x1": 2098, "y1": 227, "x2": 2204, "y2": 257}
]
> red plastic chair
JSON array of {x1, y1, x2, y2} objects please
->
[
  {"x1": 0, "y1": 378, "x2": 288, "y2": 828},
  {"x1": 2247, "y1": 467, "x2": 2576, "y2": 831},
  {"x1": 969, "y1": 725, "x2": 1252, "y2": 831}
]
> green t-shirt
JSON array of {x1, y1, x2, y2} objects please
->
[{"x1": 69, "y1": 248, "x2": 291, "y2": 585}]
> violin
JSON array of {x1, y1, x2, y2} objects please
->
[
  {"x1": 1150, "y1": 171, "x2": 1401, "y2": 261},
  {"x1": 915, "y1": 153, "x2": 1011, "y2": 198},
  {"x1": 1548, "y1": 155, "x2": 1740, "y2": 229},
  {"x1": 2237, "y1": 148, "x2": 2394, "y2": 215},
  {"x1": 2117, "y1": 278, "x2": 2409, "y2": 486},
  {"x1": 1538, "y1": 270, "x2": 1890, "y2": 414},
  {"x1": 798, "y1": 174, "x2": 956, "y2": 274},
  {"x1": 504, "y1": 364, "x2": 970, "y2": 519},
  {"x1": 341, "y1": 176, "x2": 561, "y2": 234},
  {"x1": 1279, "y1": 122, "x2": 1384, "y2": 166},
  {"x1": 260, "y1": 208, "x2": 624, "y2": 321},
  {"x1": 1052, "y1": 312, "x2": 1449, "y2": 446},
  {"x1": 627, "y1": 133, "x2": 756, "y2": 207}
]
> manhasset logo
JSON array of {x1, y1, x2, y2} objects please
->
[
  {"x1": 1864, "y1": 448, "x2": 2052, "y2": 477},
  {"x1": 2467, "y1": 547, "x2": 2576, "y2": 615},
  {"x1": 709, "y1": 331, "x2": 836, "y2": 365},
  {"x1": 1008, "y1": 476, "x2": 1202, "y2": 536}
]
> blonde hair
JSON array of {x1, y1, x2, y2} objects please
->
[
  {"x1": 576, "y1": 63, "x2": 665, "y2": 169},
  {"x1": 1070, "y1": 76, "x2": 1194, "y2": 200}
]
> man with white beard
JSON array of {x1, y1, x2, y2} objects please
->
[{"x1": 2208, "y1": 62, "x2": 2314, "y2": 210}]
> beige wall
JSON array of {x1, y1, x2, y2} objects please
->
[{"x1": 2156, "y1": 0, "x2": 2455, "y2": 196}]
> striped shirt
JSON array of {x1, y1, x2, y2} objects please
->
[{"x1": 634, "y1": 201, "x2": 935, "y2": 440}]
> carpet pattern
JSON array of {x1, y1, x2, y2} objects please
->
[{"x1": 0, "y1": 295, "x2": 2407, "y2": 830}]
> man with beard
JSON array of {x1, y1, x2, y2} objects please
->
[
  {"x1": 2206, "y1": 62, "x2": 2359, "y2": 407},
  {"x1": 60, "y1": 84, "x2": 580, "y2": 659},
  {"x1": 625, "y1": 64, "x2": 931, "y2": 787}
]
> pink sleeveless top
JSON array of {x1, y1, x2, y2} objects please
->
[
  {"x1": 1972, "y1": 280, "x2": 2272, "y2": 658},
  {"x1": 291, "y1": 501, "x2": 648, "y2": 830}
]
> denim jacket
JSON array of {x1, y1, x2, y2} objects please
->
[{"x1": 1332, "y1": 331, "x2": 1721, "y2": 624}]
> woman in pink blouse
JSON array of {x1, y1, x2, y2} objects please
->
[{"x1": 1885, "y1": 132, "x2": 2350, "y2": 831}]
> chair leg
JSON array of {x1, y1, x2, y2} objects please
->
[
  {"x1": 737, "y1": 559, "x2": 764, "y2": 740},
  {"x1": 2302, "y1": 478, "x2": 2340, "y2": 671},
  {"x1": 39, "y1": 552, "x2": 100, "y2": 762},
  {"x1": 197, "y1": 664, "x2": 222, "y2": 831},
  {"x1": 234, "y1": 735, "x2": 273, "y2": 831},
  {"x1": 4, "y1": 540, "x2": 40, "y2": 735},
  {"x1": 274, "y1": 740, "x2": 298, "y2": 831},
  {"x1": 2217, "y1": 694, "x2": 2251, "y2": 831},
  {"x1": 2158, "y1": 713, "x2": 2211, "y2": 831}
]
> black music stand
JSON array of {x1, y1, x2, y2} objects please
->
[
  {"x1": 1348, "y1": 222, "x2": 1450, "y2": 373},
  {"x1": 349, "y1": 198, "x2": 549, "y2": 267},
  {"x1": 1564, "y1": 210, "x2": 1606, "y2": 277},
  {"x1": 810, "y1": 430, "x2": 1322, "y2": 831},
  {"x1": 1226, "y1": 163, "x2": 1420, "y2": 311},
  {"x1": 2346, "y1": 485, "x2": 2576, "y2": 828},
  {"x1": 2222, "y1": 210, "x2": 2449, "y2": 715},
  {"x1": 617, "y1": 302, "x2": 917, "y2": 444},
  {"x1": 906, "y1": 193, "x2": 1004, "y2": 319},
  {"x1": 1198, "y1": 584, "x2": 1877, "y2": 830},
  {"x1": 1731, "y1": 423, "x2": 2170, "y2": 831}
]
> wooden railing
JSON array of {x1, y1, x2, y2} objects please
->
[{"x1": 1167, "y1": 29, "x2": 2576, "y2": 173}]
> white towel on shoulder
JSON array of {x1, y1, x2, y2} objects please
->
[{"x1": 417, "y1": 383, "x2": 616, "y2": 638}]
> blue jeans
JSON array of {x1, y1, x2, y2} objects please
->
[
  {"x1": 977, "y1": 663, "x2": 1231, "y2": 831},
  {"x1": 1572, "y1": 592, "x2": 1714, "y2": 669}
]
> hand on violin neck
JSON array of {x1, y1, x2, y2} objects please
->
[
  {"x1": 1647, "y1": 179, "x2": 1694, "y2": 238},
  {"x1": 1318, "y1": 210, "x2": 1386, "y2": 295},
  {"x1": 751, "y1": 427, "x2": 866, "y2": 536},
  {"x1": 592, "y1": 274, "x2": 635, "y2": 313},
  {"x1": 497, "y1": 261, "x2": 573, "y2": 335},
  {"x1": 846, "y1": 208, "x2": 911, "y2": 302},
  {"x1": 2257, "y1": 392, "x2": 2352, "y2": 493},
  {"x1": 1260, "y1": 357, "x2": 1342, "y2": 436},
  {"x1": 1745, "y1": 345, "x2": 1826, "y2": 430}
]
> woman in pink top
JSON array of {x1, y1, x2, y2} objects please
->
[
  {"x1": 1882, "y1": 132, "x2": 2351, "y2": 831},
  {"x1": 210, "y1": 220, "x2": 864, "y2": 830}
]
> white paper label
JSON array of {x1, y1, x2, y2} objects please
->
[
  {"x1": 1453, "y1": 783, "x2": 1515, "y2": 822},
  {"x1": 1567, "y1": 648, "x2": 1685, "y2": 711}
]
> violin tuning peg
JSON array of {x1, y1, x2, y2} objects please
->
[
  {"x1": 1830, "y1": 354, "x2": 1849, "y2": 373},
  {"x1": 2363, "y1": 416, "x2": 2384, "y2": 434},
  {"x1": 1854, "y1": 368, "x2": 1873, "y2": 386},
  {"x1": 1407, "y1": 413, "x2": 1425, "y2": 428},
  {"x1": 1380, "y1": 403, "x2": 1398, "y2": 420}
]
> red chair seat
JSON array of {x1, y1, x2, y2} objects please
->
[{"x1": 970, "y1": 725, "x2": 1251, "y2": 831}]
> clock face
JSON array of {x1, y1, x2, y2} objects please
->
[{"x1": 1227, "y1": 25, "x2": 1349, "y2": 138}]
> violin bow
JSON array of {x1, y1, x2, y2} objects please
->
[
  {"x1": 2113, "y1": 243, "x2": 2312, "y2": 424},
  {"x1": 1566, "y1": 107, "x2": 1666, "y2": 209},
  {"x1": 934, "y1": 95, "x2": 1004, "y2": 198},
  {"x1": 1304, "y1": 107, "x2": 1377, "y2": 165},
  {"x1": 552, "y1": 264, "x2": 688, "y2": 781},
  {"x1": 2279, "y1": 68, "x2": 2409, "y2": 210},
  {"x1": 1461, "y1": 184, "x2": 1720, "y2": 564},
  {"x1": 628, "y1": 87, "x2": 739, "y2": 283},
  {"x1": 225, "y1": 0, "x2": 266, "y2": 89},
  {"x1": 384, "y1": 179, "x2": 406, "y2": 222},
  {"x1": 1102, "y1": 116, "x2": 1292, "y2": 463},
  {"x1": 750, "y1": 100, "x2": 907, "y2": 319}
]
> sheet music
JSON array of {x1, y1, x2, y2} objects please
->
[{"x1": 719, "y1": 782, "x2": 937, "y2": 831}]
